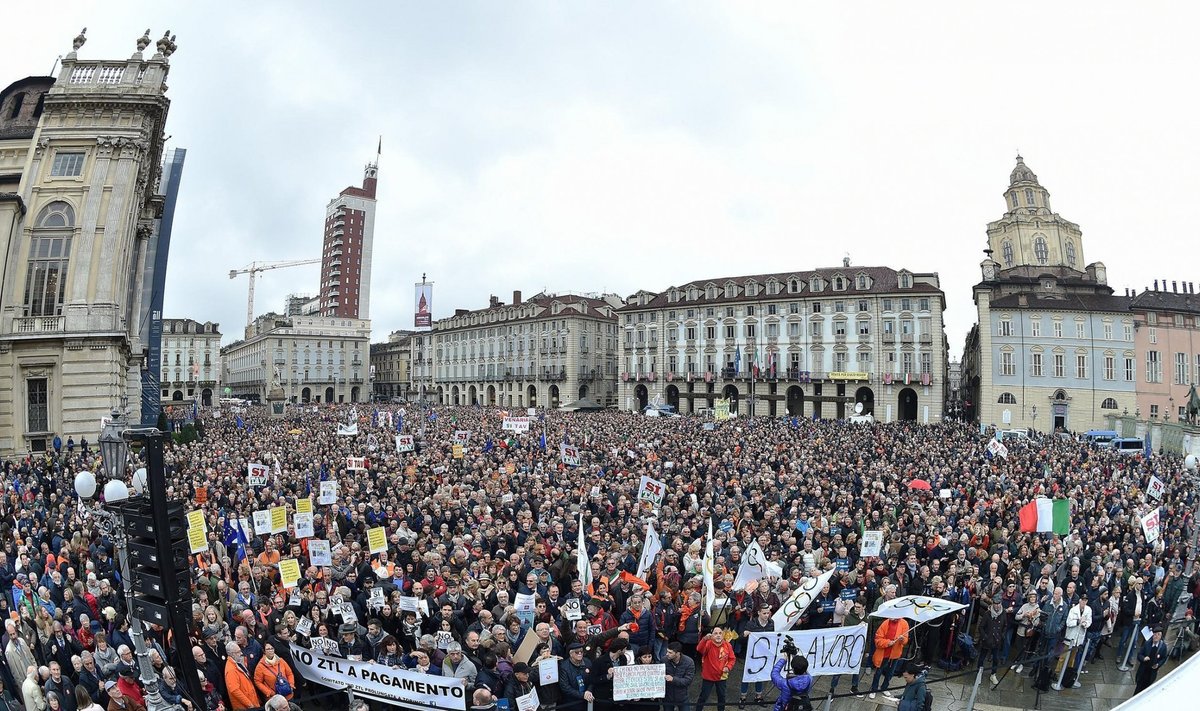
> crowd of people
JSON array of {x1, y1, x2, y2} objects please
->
[{"x1": 1, "y1": 402, "x2": 1198, "y2": 711}]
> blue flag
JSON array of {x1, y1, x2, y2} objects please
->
[
  {"x1": 539, "y1": 432, "x2": 547, "y2": 451},
  {"x1": 1144, "y1": 436, "x2": 1152, "y2": 459},
  {"x1": 397, "y1": 412, "x2": 403, "y2": 433},
  {"x1": 235, "y1": 519, "x2": 249, "y2": 563},
  {"x1": 429, "y1": 411, "x2": 438, "y2": 421},
  {"x1": 483, "y1": 438, "x2": 494, "y2": 453},
  {"x1": 372, "y1": 409, "x2": 379, "y2": 428},
  {"x1": 236, "y1": 415, "x2": 244, "y2": 430},
  {"x1": 222, "y1": 519, "x2": 238, "y2": 549},
  {"x1": 790, "y1": 416, "x2": 798, "y2": 429},
  {"x1": 735, "y1": 345, "x2": 742, "y2": 374}
]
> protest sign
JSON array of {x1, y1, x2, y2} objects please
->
[
  {"x1": 311, "y1": 637, "x2": 339, "y2": 655},
  {"x1": 186, "y1": 509, "x2": 206, "y2": 533},
  {"x1": 560, "y1": 443, "x2": 580, "y2": 466},
  {"x1": 537, "y1": 657, "x2": 558, "y2": 685},
  {"x1": 296, "y1": 497, "x2": 312, "y2": 514},
  {"x1": 435, "y1": 631, "x2": 454, "y2": 650},
  {"x1": 308, "y1": 539, "x2": 332, "y2": 566},
  {"x1": 252, "y1": 510, "x2": 270, "y2": 536},
  {"x1": 367, "y1": 526, "x2": 387, "y2": 554},
  {"x1": 247, "y1": 462, "x2": 269, "y2": 487},
  {"x1": 278, "y1": 558, "x2": 301, "y2": 588},
  {"x1": 347, "y1": 457, "x2": 368, "y2": 471},
  {"x1": 563, "y1": 598, "x2": 582, "y2": 621},
  {"x1": 294, "y1": 512, "x2": 314, "y2": 539},
  {"x1": 269, "y1": 506, "x2": 288, "y2": 534},
  {"x1": 1147, "y1": 475, "x2": 1165, "y2": 501},
  {"x1": 859, "y1": 531, "x2": 884, "y2": 558},
  {"x1": 337, "y1": 422, "x2": 358, "y2": 436},
  {"x1": 1141, "y1": 508, "x2": 1161, "y2": 543},
  {"x1": 614, "y1": 664, "x2": 665, "y2": 701},
  {"x1": 194, "y1": 486, "x2": 208, "y2": 504},
  {"x1": 516, "y1": 688, "x2": 540, "y2": 711},
  {"x1": 369, "y1": 587, "x2": 385, "y2": 610},
  {"x1": 502, "y1": 417, "x2": 531, "y2": 433},
  {"x1": 319, "y1": 480, "x2": 338, "y2": 505},
  {"x1": 452, "y1": 444, "x2": 464, "y2": 459},
  {"x1": 187, "y1": 526, "x2": 208, "y2": 554},
  {"x1": 396, "y1": 434, "x2": 415, "y2": 453},
  {"x1": 742, "y1": 624, "x2": 867, "y2": 682},
  {"x1": 452, "y1": 430, "x2": 471, "y2": 444},
  {"x1": 638, "y1": 474, "x2": 667, "y2": 507},
  {"x1": 295, "y1": 617, "x2": 312, "y2": 637}
]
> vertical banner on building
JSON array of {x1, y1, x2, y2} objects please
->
[{"x1": 415, "y1": 282, "x2": 433, "y2": 329}]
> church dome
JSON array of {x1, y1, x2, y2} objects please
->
[{"x1": 1009, "y1": 155, "x2": 1039, "y2": 185}]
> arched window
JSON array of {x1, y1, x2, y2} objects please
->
[
  {"x1": 1100, "y1": 397, "x2": 1118, "y2": 409},
  {"x1": 1065, "y1": 240, "x2": 1076, "y2": 268},
  {"x1": 24, "y1": 201, "x2": 75, "y2": 317},
  {"x1": 1009, "y1": 192, "x2": 1018, "y2": 208},
  {"x1": 1033, "y1": 236, "x2": 1049, "y2": 264},
  {"x1": 1002, "y1": 241, "x2": 1014, "y2": 268},
  {"x1": 1025, "y1": 188, "x2": 1035, "y2": 205},
  {"x1": 998, "y1": 392, "x2": 1017, "y2": 404}
]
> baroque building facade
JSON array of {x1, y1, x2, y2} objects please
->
[{"x1": 159, "y1": 318, "x2": 221, "y2": 406}]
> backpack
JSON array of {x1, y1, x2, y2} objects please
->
[
  {"x1": 274, "y1": 671, "x2": 293, "y2": 697},
  {"x1": 922, "y1": 689, "x2": 933, "y2": 711}
]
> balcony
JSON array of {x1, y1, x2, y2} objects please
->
[
  {"x1": 883, "y1": 333, "x2": 896, "y2": 344},
  {"x1": 919, "y1": 334, "x2": 933, "y2": 344},
  {"x1": 331, "y1": 258, "x2": 342, "y2": 267},
  {"x1": 14, "y1": 315, "x2": 64, "y2": 334},
  {"x1": 332, "y1": 228, "x2": 344, "y2": 237},
  {"x1": 901, "y1": 333, "x2": 914, "y2": 343}
]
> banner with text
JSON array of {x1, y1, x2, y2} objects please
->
[
  {"x1": 742, "y1": 624, "x2": 867, "y2": 682},
  {"x1": 415, "y1": 282, "x2": 433, "y2": 330},
  {"x1": 502, "y1": 417, "x2": 531, "y2": 433},
  {"x1": 614, "y1": 663, "x2": 666, "y2": 701},
  {"x1": 290, "y1": 643, "x2": 465, "y2": 711}
]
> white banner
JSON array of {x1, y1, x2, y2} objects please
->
[
  {"x1": 502, "y1": 417, "x2": 531, "y2": 433},
  {"x1": 289, "y1": 643, "x2": 466, "y2": 710},
  {"x1": 396, "y1": 435, "x2": 415, "y2": 453},
  {"x1": 294, "y1": 512, "x2": 314, "y2": 539},
  {"x1": 516, "y1": 687, "x2": 540, "y2": 711},
  {"x1": 452, "y1": 430, "x2": 471, "y2": 444},
  {"x1": 252, "y1": 509, "x2": 270, "y2": 536},
  {"x1": 614, "y1": 663, "x2": 665, "y2": 701},
  {"x1": 732, "y1": 541, "x2": 784, "y2": 591},
  {"x1": 247, "y1": 462, "x2": 269, "y2": 487},
  {"x1": 1141, "y1": 508, "x2": 1161, "y2": 543},
  {"x1": 1147, "y1": 475, "x2": 1165, "y2": 501},
  {"x1": 703, "y1": 520, "x2": 715, "y2": 614},
  {"x1": 319, "y1": 480, "x2": 338, "y2": 505},
  {"x1": 337, "y1": 422, "x2": 359, "y2": 436},
  {"x1": 987, "y1": 438, "x2": 1008, "y2": 459},
  {"x1": 347, "y1": 457, "x2": 368, "y2": 471},
  {"x1": 742, "y1": 624, "x2": 867, "y2": 682},
  {"x1": 308, "y1": 539, "x2": 332, "y2": 567},
  {"x1": 860, "y1": 531, "x2": 884, "y2": 559},
  {"x1": 636, "y1": 521, "x2": 662, "y2": 580},
  {"x1": 638, "y1": 474, "x2": 667, "y2": 507},
  {"x1": 773, "y1": 568, "x2": 837, "y2": 631},
  {"x1": 561, "y1": 443, "x2": 580, "y2": 467}
]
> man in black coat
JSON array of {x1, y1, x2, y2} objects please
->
[
  {"x1": 1135, "y1": 627, "x2": 1168, "y2": 693},
  {"x1": 663, "y1": 642, "x2": 696, "y2": 711},
  {"x1": 588, "y1": 638, "x2": 628, "y2": 711}
]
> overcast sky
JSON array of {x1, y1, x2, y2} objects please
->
[{"x1": 4, "y1": 2, "x2": 1196, "y2": 358}]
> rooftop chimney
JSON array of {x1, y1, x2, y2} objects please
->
[
  {"x1": 513, "y1": 290, "x2": 522, "y2": 305},
  {"x1": 489, "y1": 295, "x2": 501, "y2": 308},
  {"x1": 1154, "y1": 280, "x2": 1159, "y2": 291},
  {"x1": 455, "y1": 308, "x2": 468, "y2": 316},
  {"x1": 1173, "y1": 281, "x2": 1178, "y2": 293}
]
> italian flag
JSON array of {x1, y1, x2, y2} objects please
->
[{"x1": 1019, "y1": 497, "x2": 1070, "y2": 534}]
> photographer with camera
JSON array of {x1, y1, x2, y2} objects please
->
[{"x1": 769, "y1": 636, "x2": 813, "y2": 711}]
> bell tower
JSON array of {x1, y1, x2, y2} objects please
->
[{"x1": 986, "y1": 155, "x2": 1085, "y2": 276}]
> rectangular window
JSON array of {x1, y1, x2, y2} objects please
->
[
  {"x1": 1075, "y1": 322, "x2": 1085, "y2": 339},
  {"x1": 27, "y1": 378, "x2": 48, "y2": 432},
  {"x1": 901, "y1": 298, "x2": 912, "y2": 311},
  {"x1": 999, "y1": 320, "x2": 1012, "y2": 337},
  {"x1": 724, "y1": 325, "x2": 735, "y2": 339},
  {"x1": 768, "y1": 304, "x2": 778, "y2": 315},
  {"x1": 835, "y1": 352, "x2": 848, "y2": 370},
  {"x1": 1149, "y1": 327, "x2": 1157, "y2": 344},
  {"x1": 789, "y1": 302, "x2": 800, "y2": 314},
  {"x1": 1076, "y1": 354, "x2": 1087, "y2": 379},
  {"x1": 766, "y1": 323, "x2": 778, "y2": 338},
  {"x1": 1150, "y1": 404, "x2": 1159, "y2": 418},
  {"x1": 745, "y1": 324, "x2": 757, "y2": 339},
  {"x1": 23, "y1": 235, "x2": 72, "y2": 317},
  {"x1": 1104, "y1": 355, "x2": 1114, "y2": 380},
  {"x1": 882, "y1": 299, "x2": 893, "y2": 311},
  {"x1": 1103, "y1": 323, "x2": 1112, "y2": 340},
  {"x1": 904, "y1": 352, "x2": 915, "y2": 373},
  {"x1": 1031, "y1": 320, "x2": 1041, "y2": 338},
  {"x1": 50, "y1": 152, "x2": 85, "y2": 177},
  {"x1": 1175, "y1": 352, "x2": 1188, "y2": 385},
  {"x1": 746, "y1": 306, "x2": 755, "y2": 316},
  {"x1": 901, "y1": 320, "x2": 913, "y2": 335},
  {"x1": 1000, "y1": 352, "x2": 1015, "y2": 376},
  {"x1": 1032, "y1": 352, "x2": 1043, "y2": 376},
  {"x1": 1053, "y1": 353, "x2": 1065, "y2": 378},
  {"x1": 834, "y1": 321, "x2": 846, "y2": 336},
  {"x1": 1125, "y1": 357, "x2": 1135, "y2": 381},
  {"x1": 705, "y1": 326, "x2": 715, "y2": 340},
  {"x1": 858, "y1": 320, "x2": 870, "y2": 335},
  {"x1": 1053, "y1": 322, "x2": 1063, "y2": 338},
  {"x1": 919, "y1": 298, "x2": 930, "y2": 311},
  {"x1": 1123, "y1": 324, "x2": 1133, "y2": 341},
  {"x1": 1147, "y1": 350, "x2": 1162, "y2": 383},
  {"x1": 920, "y1": 352, "x2": 931, "y2": 374},
  {"x1": 834, "y1": 301, "x2": 845, "y2": 313},
  {"x1": 810, "y1": 321, "x2": 821, "y2": 337},
  {"x1": 685, "y1": 327, "x2": 696, "y2": 340},
  {"x1": 812, "y1": 302, "x2": 822, "y2": 314},
  {"x1": 789, "y1": 322, "x2": 800, "y2": 338},
  {"x1": 858, "y1": 300, "x2": 869, "y2": 312}
]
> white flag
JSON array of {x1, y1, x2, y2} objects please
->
[
  {"x1": 732, "y1": 541, "x2": 783, "y2": 591},
  {"x1": 636, "y1": 520, "x2": 662, "y2": 579},
  {"x1": 577, "y1": 514, "x2": 592, "y2": 590},
  {"x1": 703, "y1": 519, "x2": 715, "y2": 614},
  {"x1": 337, "y1": 422, "x2": 358, "y2": 436},
  {"x1": 773, "y1": 568, "x2": 836, "y2": 631}
]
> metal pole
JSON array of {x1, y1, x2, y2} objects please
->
[
  {"x1": 110, "y1": 513, "x2": 174, "y2": 711},
  {"x1": 822, "y1": 692, "x2": 833, "y2": 711},
  {"x1": 1117, "y1": 622, "x2": 1139, "y2": 671},
  {"x1": 1050, "y1": 642, "x2": 1070, "y2": 691},
  {"x1": 965, "y1": 665, "x2": 983, "y2": 711},
  {"x1": 1185, "y1": 472, "x2": 1200, "y2": 578}
]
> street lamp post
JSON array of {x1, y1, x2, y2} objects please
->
[
  {"x1": 1185, "y1": 455, "x2": 1200, "y2": 578},
  {"x1": 79, "y1": 414, "x2": 180, "y2": 711}
]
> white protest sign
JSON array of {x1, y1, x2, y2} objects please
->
[
  {"x1": 252, "y1": 510, "x2": 270, "y2": 536},
  {"x1": 1147, "y1": 475, "x2": 1165, "y2": 501},
  {"x1": 773, "y1": 568, "x2": 837, "y2": 631},
  {"x1": 435, "y1": 631, "x2": 454, "y2": 650},
  {"x1": 310, "y1": 637, "x2": 339, "y2": 655},
  {"x1": 294, "y1": 512, "x2": 314, "y2": 539},
  {"x1": 452, "y1": 430, "x2": 471, "y2": 444},
  {"x1": 396, "y1": 434, "x2": 415, "y2": 453},
  {"x1": 1141, "y1": 508, "x2": 1161, "y2": 543},
  {"x1": 538, "y1": 656, "x2": 559, "y2": 685},
  {"x1": 987, "y1": 438, "x2": 1009, "y2": 459},
  {"x1": 742, "y1": 624, "x2": 867, "y2": 682},
  {"x1": 514, "y1": 593, "x2": 536, "y2": 614},
  {"x1": 247, "y1": 462, "x2": 269, "y2": 487},
  {"x1": 369, "y1": 587, "x2": 385, "y2": 610},
  {"x1": 614, "y1": 664, "x2": 666, "y2": 701},
  {"x1": 638, "y1": 474, "x2": 667, "y2": 507},
  {"x1": 563, "y1": 598, "x2": 582, "y2": 621},
  {"x1": 308, "y1": 539, "x2": 332, "y2": 567},
  {"x1": 319, "y1": 480, "x2": 338, "y2": 505},
  {"x1": 290, "y1": 643, "x2": 466, "y2": 710},
  {"x1": 398, "y1": 596, "x2": 421, "y2": 616},
  {"x1": 502, "y1": 417, "x2": 531, "y2": 433},
  {"x1": 295, "y1": 617, "x2": 313, "y2": 637},
  {"x1": 347, "y1": 457, "x2": 368, "y2": 471},
  {"x1": 516, "y1": 687, "x2": 540, "y2": 711},
  {"x1": 561, "y1": 443, "x2": 580, "y2": 466},
  {"x1": 859, "y1": 531, "x2": 884, "y2": 559},
  {"x1": 939, "y1": 488, "x2": 952, "y2": 499}
]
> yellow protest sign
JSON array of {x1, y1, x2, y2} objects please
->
[
  {"x1": 367, "y1": 526, "x2": 387, "y2": 554},
  {"x1": 187, "y1": 526, "x2": 208, "y2": 554},
  {"x1": 186, "y1": 509, "x2": 206, "y2": 533},
  {"x1": 295, "y1": 497, "x2": 312, "y2": 514},
  {"x1": 452, "y1": 444, "x2": 464, "y2": 459},
  {"x1": 506, "y1": 462, "x2": 516, "y2": 475},
  {"x1": 278, "y1": 558, "x2": 301, "y2": 588},
  {"x1": 405, "y1": 464, "x2": 417, "y2": 477},
  {"x1": 269, "y1": 506, "x2": 288, "y2": 534}
]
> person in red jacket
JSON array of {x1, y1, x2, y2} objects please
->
[{"x1": 695, "y1": 627, "x2": 735, "y2": 711}]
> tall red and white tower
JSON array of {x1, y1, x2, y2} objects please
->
[{"x1": 319, "y1": 148, "x2": 378, "y2": 319}]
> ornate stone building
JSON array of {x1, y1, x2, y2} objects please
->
[
  {"x1": 0, "y1": 30, "x2": 178, "y2": 454},
  {"x1": 159, "y1": 318, "x2": 221, "y2": 406},
  {"x1": 371, "y1": 330, "x2": 416, "y2": 401},
  {"x1": 963, "y1": 157, "x2": 1134, "y2": 432},
  {"x1": 616, "y1": 264, "x2": 947, "y2": 421}
]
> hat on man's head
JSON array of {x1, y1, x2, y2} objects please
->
[
  {"x1": 567, "y1": 642, "x2": 584, "y2": 651},
  {"x1": 202, "y1": 626, "x2": 220, "y2": 639},
  {"x1": 339, "y1": 623, "x2": 357, "y2": 635},
  {"x1": 447, "y1": 642, "x2": 463, "y2": 653},
  {"x1": 513, "y1": 662, "x2": 531, "y2": 674},
  {"x1": 117, "y1": 663, "x2": 137, "y2": 678},
  {"x1": 104, "y1": 680, "x2": 118, "y2": 691}
]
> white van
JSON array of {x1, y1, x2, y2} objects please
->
[{"x1": 1111, "y1": 437, "x2": 1146, "y2": 455}]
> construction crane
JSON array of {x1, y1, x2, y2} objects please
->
[{"x1": 229, "y1": 259, "x2": 322, "y2": 329}]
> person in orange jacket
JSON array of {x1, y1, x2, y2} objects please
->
[
  {"x1": 253, "y1": 642, "x2": 296, "y2": 701},
  {"x1": 695, "y1": 626, "x2": 736, "y2": 711},
  {"x1": 869, "y1": 617, "x2": 910, "y2": 699},
  {"x1": 224, "y1": 641, "x2": 261, "y2": 711}
]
